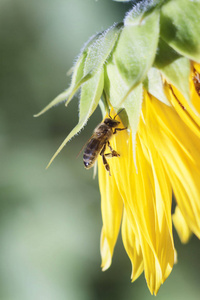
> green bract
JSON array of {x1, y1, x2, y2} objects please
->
[
  {"x1": 35, "y1": 0, "x2": 200, "y2": 166},
  {"x1": 160, "y1": 0, "x2": 200, "y2": 62}
]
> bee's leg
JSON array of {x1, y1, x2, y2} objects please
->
[
  {"x1": 105, "y1": 141, "x2": 120, "y2": 157},
  {"x1": 113, "y1": 127, "x2": 127, "y2": 135},
  {"x1": 102, "y1": 155, "x2": 111, "y2": 176},
  {"x1": 100, "y1": 144, "x2": 111, "y2": 176}
]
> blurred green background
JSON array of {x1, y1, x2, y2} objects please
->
[{"x1": 0, "y1": 0, "x2": 200, "y2": 299}]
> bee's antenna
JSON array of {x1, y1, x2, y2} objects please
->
[{"x1": 114, "y1": 108, "x2": 125, "y2": 119}]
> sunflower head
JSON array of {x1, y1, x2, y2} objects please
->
[{"x1": 35, "y1": 0, "x2": 200, "y2": 295}]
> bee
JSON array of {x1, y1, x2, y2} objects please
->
[{"x1": 83, "y1": 110, "x2": 127, "y2": 175}]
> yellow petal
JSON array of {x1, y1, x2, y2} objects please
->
[
  {"x1": 145, "y1": 94, "x2": 200, "y2": 238},
  {"x1": 121, "y1": 209, "x2": 144, "y2": 282},
  {"x1": 191, "y1": 63, "x2": 200, "y2": 113},
  {"x1": 98, "y1": 154, "x2": 123, "y2": 271},
  {"x1": 172, "y1": 206, "x2": 192, "y2": 244},
  {"x1": 163, "y1": 79, "x2": 200, "y2": 139},
  {"x1": 193, "y1": 62, "x2": 200, "y2": 74},
  {"x1": 133, "y1": 137, "x2": 174, "y2": 294},
  {"x1": 106, "y1": 115, "x2": 174, "y2": 294}
]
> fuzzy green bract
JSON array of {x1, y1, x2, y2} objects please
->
[
  {"x1": 35, "y1": 0, "x2": 200, "y2": 166},
  {"x1": 44, "y1": 23, "x2": 123, "y2": 167},
  {"x1": 144, "y1": 68, "x2": 171, "y2": 107},
  {"x1": 114, "y1": 9, "x2": 160, "y2": 89},
  {"x1": 154, "y1": 39, "x2": 191, "y2": 103},
  {"x1": 160, "y1": 0, "x2": 200, "y2": 62}
]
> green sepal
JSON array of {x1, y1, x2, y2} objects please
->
[
  {"x1": 162, "y1": 55, "x2": 199, "y2": 115},
  {"x1": 117, "y1": 108, "x2": 129, "y2": 129},
  {"x1": 33, "y1": 89, "x2": 71, "y2": 117},
  {"x1": 84, "y1": 23, "x2": 123, "y2": 75},
  {"x1": 46, "y1": 69, "x2": 104, "y2": 168},
  {"x1": 104, "y1": 55, "x2": 143, "y2": 130},
  {"x1": 65, "y1": 52, "x2": 87, "y2": 107},
  {"x1": 35, "y1": 24, "x2": 122, "y2": 117},
  {"x1": 161, "y1": 57, "x2": 191, "y2": 102},
  {"x1": 154, "y1": 38, "x2": 181, "y2": 68},
  {"x1": 104, "y1": 55, "x2": 128, "y2": 109},
  {"x1": 154, "y1": 38, "x2": 191, "y2": 101},
  {"x1": 123, "y1": 83, "x2": 143, "y2": 169},
  {"x1": 99, "y1": 98, "x2": 107, "y2": 119},
  {"x1": 123, "y1": 83, "x2": 143, "y2": 135},
  {"x1": 144, "y1": 67, "x2": 171, "y2": 106},
  {"x1": 155, "y1": 38, "x2": 199, "y2": 114},
  {"x1": 160, "y1": 0, "x2": 200, "y2": 62},
  {"x1": 79, "y1": 71, "x2": 104, "y2": 121},
  {"x1": 113, "y1": 8, "x2": 160, "y2": 103},
  {"x1": 104, "y1": 54, "x2": 143, "y2": 166},
  {"x1": 99, "y1": 92, "x2": 110, "y2": 117},
  {"x1": 155, "y1": 39, "x2": 191, "y2": 103},
  {"x1": 125, "y1": 0, "x2": 165, "y2": 26},
  {"x1": 67, "y1": 23, "x2": 123, "y2": 104}
]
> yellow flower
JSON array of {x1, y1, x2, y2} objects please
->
[
  {"x1": 98, "y1": 64, "x2": 200, "y2": 295},
  {"x1": 35, "y1": 0, "x2": 200, "y2": 295}
]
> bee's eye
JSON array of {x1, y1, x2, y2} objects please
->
[
  {"x1": 104, "y1": 118, "x2": 111, "y2": 125},
  {"x1": 104, "y1": 118, "x2": 119, "y2": 127}
]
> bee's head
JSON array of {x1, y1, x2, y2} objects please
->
[{"x1": 104, "y1": 118, "x2": 120, "y2": 128}]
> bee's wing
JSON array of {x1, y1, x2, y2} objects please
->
[{"x1": 76, "y1": 134, "x2": 96, "y2": 158}]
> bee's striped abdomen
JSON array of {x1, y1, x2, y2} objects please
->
[{"x1": 83, "y1": 138, "x2": 102, "y2": 169}]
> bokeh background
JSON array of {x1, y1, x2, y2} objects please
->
[{"x1": 1, "y1": 0, "x2": 200, "y2": 299}]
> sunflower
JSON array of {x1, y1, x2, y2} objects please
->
[
  {"x1": 99, "y1": 63, "x2": 200, "y2": 294},
  {"x1": 35, "y1": 0, "x2": 200, "y2": 295}
]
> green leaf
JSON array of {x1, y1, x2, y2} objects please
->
[
  {"x1": 144, "y1": 67, "x2": 171, "y2": 106},
  {"x1": 113, "y1": 8, "x2": 160, "y2": 103},
  {"x1": 160, "y1": 0, "x2": 200, "y2": 62},
  {"x1": 46, "y1": 69, "x2": 104, "y2": 168}
]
